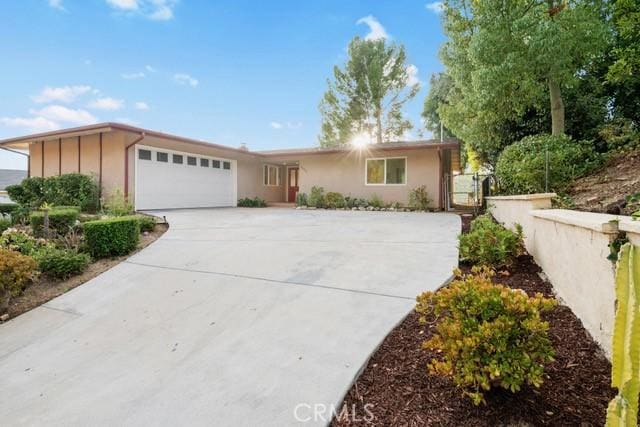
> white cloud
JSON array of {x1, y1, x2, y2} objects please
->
[
  {"x1": 356, "y1": 15, "x2": 389, "y2": 40},
  {"x1": 145, "y1": 65, "x2": 156, "y2": 72},
  {"x1": 425, "y1": 2, "x2": 445, "y2": 13},
  {"x1": 105, "y1": 0, "x2": 176, "y2": 20},
  {"x1": 115, "y1": 117, "x2": 138, "y2": 125},
  {"x1": 406, "y1": 64, "x2": 422, "y2": 87},
  {"x1": 31, "y1": 105, "x2": 98, "y2": 126},
  {"x1": 48, "y1": 0, "x2": 65, "y2": 11},
  {"x1": 121, "y1": 71, "x2": 145, "y2": 80},
  {"x1": 88, "y1": 97, "x2": 124, "y2": 110},
  {"x1": 0, "y1": 116, "x2": 59, "y2": 133},
  {"x1": 106, "y1": 0, "x2": 139, "y2": 10},
  {"x1": 31, "y1": 85, "x2": 92, "y2": 104},
  {"x1": 270, "y1": 121, "x2": 301, "y2": 130},
  {"x1": 270, "y1": 122, "x2": 283, "y2": 129},
  {"x1": 173, "y1": 73, "x2": 198, "y2": 87},
  {"x1": 134, "y1": 101, "x2": 149, "y2": 110}
]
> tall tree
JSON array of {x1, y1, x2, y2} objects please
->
[
  {"x1": 422, "y1": 72, "x2": 456, "y2": 140},
  {"x1": 439, "y1": 0, "x2": 608, "y2": 147},
  {"x1": 319, "y1": 37, "x2": 420, "y2": 147}
]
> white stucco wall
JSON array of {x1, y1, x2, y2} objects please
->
[{"x1": 486, "y1": 194, "x2": 637, "y2": 358}]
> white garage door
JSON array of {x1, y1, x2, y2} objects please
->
[{"x1": 135, "y1": 145, "x2": 237, "y2": 210}]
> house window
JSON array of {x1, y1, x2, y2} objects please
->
[
  {"x1": 200, "y1": 158, "x2": 209, "y2": 167},
  {"x1": 138, "y1": 149, "x2": 151, "y2": 160},
  {"x1": 263, "y1": 165, "x2": 280, "y2": 186},
  {"x1": 223, "y1": 161, "x2": 231, "y2": 170},
  {"x1": 157, "y1": 152, "x2": 168, "y2": 162},
  {"x1": 212, "y1": 159, "x2": 221, "y2": 168},
  {"x1": 187, "y1": 156, "x2": 197, "y2": 166},
  {"x1": 173, "y1": 154, "x2": 183, "y2": 164},
  {"x1": 366, "y1": 157, "x2": 406, "y2": 185}
]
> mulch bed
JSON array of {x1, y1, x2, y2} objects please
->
[
  {"x1": 4, "y1": 223, "x2": 168, "y2": 320},
  {"x1": 332, "y1": 240, "x2": 614, "y2": 425}
]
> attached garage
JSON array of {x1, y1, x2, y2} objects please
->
[{"x1": 134, "y1": 145, "x2": 237, "y2": 210}]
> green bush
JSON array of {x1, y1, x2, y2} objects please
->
[
  {"x1": 83, "y1": 216, "x2": 140, "y2": 258},
  {"x1": 345, "y1": 196, "x2": 367, "y2": 209},
  {"x1": 325, "y1": 192, "x2": 346, "y2": 209},
  {"x1": 136, "y1": 215, "x2": 157, "y2": 232},
  {"x1": 458, "y1": 215, "x2": 524, "y2": 268},
  {"x1": 416, "y1": 267, "x2": 556, "y2": 405},
  {"x1": 308, "y1": 186, "x2": 326, "y2": 208},
  {"x1": 295, "y1": 192, "x2": 308, "y2": 207},
  {"x1": 408, "y1": 185, "x2": 432, "y2": 211},
  {"x1": 34, "y1": 247, "x2": 90, "y2": 279},
  {"x1": 30, "y1": 208, "x2": 80, "y2": 237},
  {"x1": 102, "y1": 189, "x2": 134, "y2": 216},
  {"x1": 367, "y1": 194, "x2": 384, "y2": 209},
  {"x1": 0, "y1": 203, "x2": 18, "y2": 216},
  {"x1": 0, "y1": 228, "x2": 45, "y2": 255},
  {"x1": 0, "y1": 217, "x2": 10, "y2": 234},
  {"x1": 599, "y1": 118, "x2": 640, "y2": 153},
  {"x1": 495, "y1": 134, "x2": 601, "y2": 195},
  {"x1": 0, "y1": 248, "x2": 38, "y2": 311},
  {"x1": 7, "y1": 175, "x2": 99, "y2": 212},
  {"x1": 237, "y1": 197, "x2": 267, "y2": 207}
]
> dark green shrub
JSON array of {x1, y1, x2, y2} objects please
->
[
  {"x1": 368, "y1": 194, "x2": 384, "y2": 209},
  {"x1": 7, "y1": 174, "x2": 99, "y2": 212},
  {"x1": 136, "y1": 215, "x2": 156, "y2": 232},
  {"x1": 237, "y1": 197, "x2": 267, "y2": 207},
  {"x1": 416, "y1": 266, "x2": 556, "y2": 405},
  {"x1": 308, "y1": 186, "x2": 326, "y2": 208},
  {"x1": 0, "y1": 203, "x2": 18, "y2": 216},
  {"x1": 7, "y1": 177, "x2": 45, "y2": 208},
  {"x1": 0, "y1": 248, "x2": 38, "y2": 311},
  {"x1": 30, "y1": 208, "x2": 80, "y2": 237},
  {"x1": 495, "y1": 134, "x2": 601, "y2": 195},
  {"x1": 345, "y1": 196, "x2": 367, "y2": 209},
  {"x1": 0, "y1": 217, "x2": 10, "y2": 234},
  {"x1": 408, "y1": 185, "x2": 432, "y2": 211},
  {"x1": 325, "y1": 192, "x2": 346, "y2": 209},
  {"x1": 34, "y1": 247, "x2": 90, "y2": 279},
  {"x1": 295, "y1": 192, "x2": 308, "y2": 207},
  {"x1": 599, "y1": 118, "x2": 640, "y2": 153},
  {"x1": 83, "y1": 216, "x2": 140, "y2": 258},
  {"x1": 458, "y1": 215, "x2": 524, "y2": 268}
]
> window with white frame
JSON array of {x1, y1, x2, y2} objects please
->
[
  {"x1": 263, "y1": 165, "x2": 281, "y2": 186},
  {"x1": 366, "y1": 157, "x2": 406, "y2": 185}
]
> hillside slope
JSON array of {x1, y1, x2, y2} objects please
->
[{"x1": 568, "y1": 149, "x2": 640, "y2": 215}]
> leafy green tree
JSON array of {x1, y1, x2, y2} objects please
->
[
  {"x1": 319, "y1": 37, "x2": 420, "y2": 147},
  {"x1": 422, "y1": 72, "x2": 455, "y2": 139},
  {"x1": 439, "y1": 0, "x2": 608, "y2": 149}
]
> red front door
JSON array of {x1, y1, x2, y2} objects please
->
[{"x1": 288, "y1": 167, "x2": 299, "y2": 202}]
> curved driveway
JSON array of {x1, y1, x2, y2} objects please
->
[{"x1": 0, "y1": 208, "x2": 459, "y2": 426}]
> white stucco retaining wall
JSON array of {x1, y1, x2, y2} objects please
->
[{"x1": 486, "y1": 194, "x2": 638, "y2": 358}]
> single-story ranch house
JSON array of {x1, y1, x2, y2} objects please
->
[{"x1": 0, "y1": 123, "x2": 460, "y2": 210}]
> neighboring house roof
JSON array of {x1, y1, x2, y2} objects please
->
[
  {"x1": 0, "y1": 122, "x2": 460, "y2": 158},
  {"x1": 0, "y1": 169, "x2": 27, "y2": 190}
]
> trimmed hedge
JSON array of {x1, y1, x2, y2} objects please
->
[
  {"x1": 30, "y1": 208, "x2": 80, "y2": 237},
  {"x1": 0, "y1": 203, "x2": 18, "y2": 216},
  {"x1": 83, "y1": 216, "x2": 140, "y2": 258},
  {"x1": 7, "y1": 174, "x2": 99, "y2": 212},
  {"x1": 34, "y1": 247, "x2": 91, "y2": 279}
]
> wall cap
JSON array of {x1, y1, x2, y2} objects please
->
[
  {"x1": 530, "y1": 209, "x2": 627, "y2": 233},
  {"x1": 485, "y1": 193, "x2": 556, "y2": 201},
  {"x1": 619, "y1": 218, "x2": 640, "y2": 235}
]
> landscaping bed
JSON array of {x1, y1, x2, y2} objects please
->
[
  {"x1": 332, "y1": 216, "x2": 614, "y2": 426},
  {"x1": 4, "y1": 223, "x2": 167, "y2": 320}
]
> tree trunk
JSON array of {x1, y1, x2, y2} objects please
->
[
  {"x1": 375, "y1": 109, "x2": 383, "y2": 144},
  {"x1": 548, "y1": 77, "x2": 565, "y2": 135}
]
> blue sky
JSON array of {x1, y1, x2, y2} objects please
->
[{"x1": 0, "y1": 0, "x2": 446, "y2": 170}]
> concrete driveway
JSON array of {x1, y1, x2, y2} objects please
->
[{"x1": 0, "y1": 208, "x2": 460, "y2": 426}]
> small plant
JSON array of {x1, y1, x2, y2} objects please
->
[
  {"x1": 458, "y1": 215, "x2": 524, "y2": 268},
  {"x1": 416, "y1": 266, "x2": 557, "y2": 405},
  {"x1": 325, "y1": 192, "x2": 346, "y2": 209},
  {"x1": 30, "y1": 207, "x2": 80, "y2": 238},
  {"x1": 627, "y1": 192, "x2": 640, "y2": 220},
  {"x1": 0, "y1": 248, "x2": 38, "y2": 312},
  {"x1": 367, "y1": 194, "x2": 384, "y2": 209},
  {"x1": 83, "y1": 216, "x2": 140, "y2": 258},
  {"x1": 308, "y1": 186, "x2": 326, "y2": 208},
  {"x1": 552, "y1": 194, "x2": 576, "y2": 209},
  {"x1": 102, "y1": 189, "x2": 134, "y2": 217},
  {"x1": 136, "y1": 215, "x2": 157, "y2": 232},
  {"x1": 0, "y1": 228, "x2": 46, "y2": 255},
  {"x1": 606, "y1": 243, "x2": 640, "y2": 426},
  {"x1": 34, "y1": 247, "x2": 91, "y2": 279},
  {"x1": 237, "y1": 197, "x2": 267, "y2": 207},
  {"x1": 295, "y1": 192, "x2": 308, "y2": 207},
  {"x1": 408, "y1": 185, "x2": 431, "y2": 211}
]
